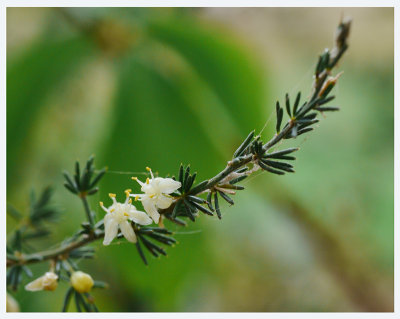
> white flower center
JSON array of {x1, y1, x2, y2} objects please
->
[
  {"x1": 110, "y1": 203, "x2": 131, "y2": 223},
  {"x1": 142, "y1": 182, "x2": 158, "y2": 194}
]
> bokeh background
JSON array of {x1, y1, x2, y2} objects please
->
[{"x1": 6, "y1": 7, "x2": 393, "y2": 312}]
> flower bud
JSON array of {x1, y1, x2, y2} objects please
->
[
  {"x1": 318, "y1": 72, "x2": 343, "y2": 98},
  {"x1": 70, "y1": 271, "x2": 94, "y2": 293},
  {"x1": 25, "y1": 272, "x2": 58, "y2": 292},
  {"x1": 6, "y1": 293, "x2": 20, "y2": 312}
]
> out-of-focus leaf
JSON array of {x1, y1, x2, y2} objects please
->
[
  {"x1": 147, "y1": 17, "x2": 268, "y2": 134},
  {"x1": 7, "y1": 35, "x2": 95, "y2": 191},
  {"x1": 7, "y1": 204, "x2": 22, "y2": 220}
]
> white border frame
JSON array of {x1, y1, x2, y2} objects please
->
[{"x1": 1, "y1": 1, "x2": 397, "y2": 318}]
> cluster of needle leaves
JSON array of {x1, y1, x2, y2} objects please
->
[{"x1": 7, "y1": 188, "x2": 60, "y2": 290}]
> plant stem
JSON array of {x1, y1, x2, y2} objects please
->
[
  {"x1": 189, "y1": 121, "x2": 296, "y2": 195},
  {"x1": 7, "y1": 194, "x2": 98, "y2": 267},
  {"x1": 81, "y1": 195, "x2": 94, "y2": 226},
  {"x1": 7, "y1": 231, "x2": 104, "y2": 267},
  {"x1": 189, "y1": 17, "x2": 351, "y2": 196}
]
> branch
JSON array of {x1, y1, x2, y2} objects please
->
[
  {"x1": 164, "y1": 17, "x2": 351, "y2": 211},
  {"x1": 7, "y1": 231, "x2": 104, "y2": 268},
  {"x1": 6, "y1": 18, "x2": 351, "y2": 269}
]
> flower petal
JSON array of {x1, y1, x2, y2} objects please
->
[
  {"x1": 129, "y1": 209, "x2": 153, "y2": 225},
  {"x1": 42, "y1": 272, "x2": 58, "y2": 291},
  {"x1": 25, "y1": 272, "x2": 58, "y2": 292},
  {"x1": 25, "y1": 277, "x2": 45, "y2": 291},
  {"x1": 103, "y1": 212, "x2": 113, "y2": 225},
  {"x1": 119, "y1": 221, "x2": 137, "y2": 243},
  {"x1": 103, "y1": 217, "x2": 119, "y2": 246},
  {"x1": 156, "y1": 178, "x2": 181, "y2": 194},
  {"x1": 155, "y1": 195, "x2": 173, "y2": 209},
  {"x1": 142, "y1": 198, "x2": 160, "y2": 223},
  {"x1": 6, "y1": 292, "x2": 20, "y2": 312}
]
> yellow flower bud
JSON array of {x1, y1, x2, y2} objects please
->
[{"x1": 70, "y1": 271, "x2": 94, "y2": 293}]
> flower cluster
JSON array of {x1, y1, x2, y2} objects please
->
[{"x1": 100, "y1": 167, "x2": 181, "y2": 246}]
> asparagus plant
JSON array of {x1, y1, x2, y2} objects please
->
[{"x1": 6, "y1": 18, "x2": 351, "y2": 312}]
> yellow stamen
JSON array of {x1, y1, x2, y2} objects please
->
[
  {"x1": 146, "y1": 178, "x2": 150, "y2": 184},
  {"x1": 128, "y1": 199, "x2": 132, "y2": 204},
  {"x1": 124, "y1": 189, "x2": 131, "y2": 197},
  {"x1": 149, "y1": 194, "x2": 155, "y2": 198},
  {"x1": 110, "y1": 208, "x2": 115, "y2": 213},
  {"x1": 123, "y1": 212, "x2": 129, "y2": 216},
  {"x1": 109, "y1": 193, "x2": 116, "y2": 198},
  {"x1": 99, "y1": 201, "x2": 104, "y2": 207},
  {"x1": 132, "y1": 177, "x2": 137, "y2": 181},
  {"x1": 146, "y1": 167, "x2": 151, "y2": 171},
  {"x1": 134, "y1": 196, "x2": 139, "y2": 201}
]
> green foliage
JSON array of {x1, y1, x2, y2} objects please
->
[
  {"x1": 135, "y1": 226, "x2": 176, "y2": 265},
  {"x1": 148, "y1": 17, "x2": 267, "y2": 133},
  {"x1": 7, "y1": 187, "x2": 60, "y2": 247},
  {"x1": 28, "y1": 187, "x2": 60, "y2": 225},
  {"x1": 7, "y1": 187, "x2": 60, "y2": 292},
  {"x1": 63, "y1": 155, "x2": 107, "y2": 196},
  {"x1": 7, "y1": 36, "x2": 95, "y2": 192}
]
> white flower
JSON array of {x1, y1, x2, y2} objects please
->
[
  {"x1": 100, "y1": 190, "x2": 152, "y2": 246},
  {"x1": 70, "y1": 271, "x2": 94, "y2": 293},
  {"x1": 131, "y1": 167, "x2": 181, "y2": 223},
  {"x1": 25, "y1": 271, "x2": 58, "y2": 292}
]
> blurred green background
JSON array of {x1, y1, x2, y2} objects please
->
[{"x1": 6, "y1": 7, "x2": 393, "y2": 312}]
